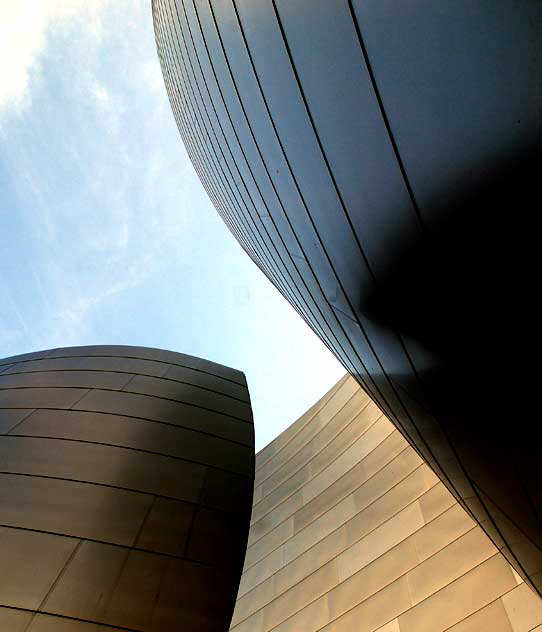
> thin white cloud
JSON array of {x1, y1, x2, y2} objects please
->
[
  {"x1": 53, "y1": 257, "x2": 150, "y2": 341},
  {"x1": 141, "y1": 59, "x2": 166, "y2": 96},
  {"x1": 90, "y1": 82, "x2": 110, "y2": 107},
  {"x1": 0, "y1": 0, "x2": 108, "y2": 112},
  {"x1": 0, "y1": 0, "x2": 345, "y2": 445}
]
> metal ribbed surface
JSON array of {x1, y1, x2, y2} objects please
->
[
  {"x1": 232, "y1": 377, "x2": 542, "y2": 632},
  {"x1": 0, "y1": 345, "x2": 254, "y2": 631},
  {"x1": 152, "y1": 0, "x2": 542, "y2": 596}
]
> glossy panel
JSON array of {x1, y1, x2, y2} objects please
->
[
  {"x1": 43, "y1": 541, "x2": 128, "y2": 621},
  {"x1": 14, "y1": 408, "x2": 253, "y2": 475},
  {"x1": 0, "y1": 436, "x2": 207, "y2": 501},
  {"x1": 0, "y1": 608, "x2": 33, "y2": 632},
  {"x1": 0, "y1": 345, "x2": 255, "y2": 632},
  {"x1": 13, "y1": 344, "x2": 246, "y2": 385},
  {"x1": 0, "y1": 527, "x2": 77, "y2": 610},
  {"x1": 0, "y1": 370, "x2": 132, "y2": 391},
  {"x1": 446, "y1": 600, "x2": 514, "y2": 632},
  {"x1": 4, "y1": 355, "x2": 170, "y2": 377},
  {"x1": 165, "y1": 363, "x2": 250, "y2": 400},
  {"x1": 229, "y1": 377, "x2": 541, "y2": 631},
  {"x1": 28, "y1": 616, "x2": 115, "y2": 632},
  {"x1": 0, "y1": 409, "x2": 34, "y2": 434},
  {"x1": 352, "y1": 0, "x2": 542, "y2": 219},
  {"x1": 0, "y1": 473, "x2": 151, "y2": 545},
  {"x1": 73, "y1": 389, "x2": 252, "y2": 445},
  {"x1": 136, "y1": 497, "x2": 195, "y2": 556},
  {"x1": 154, "y1": 0, "x2": 542, "y2": 594},
  {"x1": 0, "y1": 387, "x2": 89, "y2": 410}
]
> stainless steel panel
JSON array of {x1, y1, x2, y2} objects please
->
[
  {"x1": 28, "y1": 615, "x2": 113, "y2": 631},
  {"x1": 43, "y1": 541, "x2": 128, "y2": 621},
  {"x1": 0, "y1": 345, "x2": 255, "y2": 631},
  {"x1": 202, "y1": 467, "x2": 253, "y2": 513},
  {"x1": 125, "y1": 374, "x2": 252, "y2": 421},
  {"x1": 0, "y1": 436, "x2": 207, "y2": 502},
  {"x1": 14, "y1": 408, "x2": 253, "y2": 475},
  {"x1": 0, "y1": 409, "x2": 33, "y2": 434},
  {"x1": 102, "y1": 550, "x2": 170, "y2": 630},
  {"x1": 154, "y1": 0, "x2": 542, "y2": 595},
  {"x1": 73, "y1": 389, "x2": 252, "y2": 445},
  {"x1": 352, "y1": 0, "x2": 542, "y2": 220},
  {"x1": 43, "y1": 345, "x2": 246, "y2": 385},
  {"x1": 0, "y1": 607, "x2": 33, "y2": 632},
  {"x1": 0, "y1": 527, "x2": 77, "y2": 610},
  {"x1": 153, "y1": 557, "x2": 238, "y2": 631},
  {"x1": 275, "y1": 0, "x2": 420, "y2": 285},
  {"x1": 4, "y1": 355, "x2": 170, "y2": 377},
  {"x1": 136, "y1": 497, "x2": 195, "y2": 556},
  {"x1": 0, "y1": 473, "x2": 151, "y2": 546},
  {"x1": 164, "y1": 363, "x2": 249, "y2": 400},
  {"x1": 0, "y1": 371, "x2": 132, "y2": 391},
  {"x1": 188, "y1": 506, "x2": 247, "y2": 569},
  {"x1": 0, "y1": 388, "x2": 89, "y2": 410}
]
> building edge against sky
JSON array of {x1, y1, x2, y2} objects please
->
[
  {"x1": 152, "y1": 0, "x2": 542, "y2": 595},
  {"x1": 0, "y1": 346, "x2": 540, "y2": 632},
  {"x1": 231, "y1": 375, "x2": 542, "y2": 632},
  {"x1": 0, "y1": 345, "x2": 254, "y2": 632}
]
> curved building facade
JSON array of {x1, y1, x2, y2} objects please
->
[
  {"x1": 232, "y1": 376, "x2": 542, "y2": 632},
  {"x1": 152, "y1": 0, "x2": 542, "y2": 594},
  {"x1": 0, "y1": 345, "x2": 254, "y2": 632}
]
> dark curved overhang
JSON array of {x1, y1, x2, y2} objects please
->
[{"x1": 152, "y1": 0, "x2": 542, "y2": 595}]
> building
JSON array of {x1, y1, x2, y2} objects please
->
[
  {"x1": 152, "y1": 0, "x2": 542, "y2": 595},
  {"x1": 231, "y1": 376, "x2": 542, "y2": 632},
  {"x1": 0, "y1": 345, "x2": 254, "y2": 631}
]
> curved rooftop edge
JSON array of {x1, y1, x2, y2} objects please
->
[
  {"x1": 152, "y1": 0, "x2": 542, "y2": 595},
  {"x1": 231, "y1": 376, "x2": 542, "y2": 632},
  {"x1": 0, "y1": 345, "x2": 255, "y2": 632}
]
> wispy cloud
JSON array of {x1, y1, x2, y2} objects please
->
[
  {"x1": 0, "y1": 0, "x2": 344, "y2": 447},
  {"x1": 0, "y1": 0, "x2": 108, "y2": 113},
  {"x1": 90, "y1": 82, "x2": 111, "y2": 107},
  {"x1": 0, "y1": 0, "x2": 166, "y2": 348}
]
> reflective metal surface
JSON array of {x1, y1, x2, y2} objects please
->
[
  {"x1": 0, "y1": 345, "x2": 255, "y2": 631},
  {"x1": 153, "y1": 0, "x2": 542, "y2": 595},
  {"x1": 230, "y1": 377, "x2": 542, "y2": 631}
]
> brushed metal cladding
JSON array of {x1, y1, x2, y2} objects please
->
[
  {"x1": 229, "y1": 377, "x2": 542, "y2": 632},
  {"x1": 152, "y1": 0, "x2": 542, "y2": 594},
  {"x1": 0, "y1": 345, "x2": 255, "y2": 632}
]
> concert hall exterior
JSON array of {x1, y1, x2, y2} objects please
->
[
  {"x1": 1, "y1": 346, "x2": 541, "y2": 631},
  {"x1": 152, "y1": 0, "x2": 542, "y2": 598},
  {"x1": 232, "y1": 376, "x2": 542, "y2": 631},
  {"x1": 0, "y1": 345, "x2": 254, "y2": 632}
]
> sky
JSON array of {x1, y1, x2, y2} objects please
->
[{"x1": 0, "y1": 0, "x2": 344, "y2": 449}]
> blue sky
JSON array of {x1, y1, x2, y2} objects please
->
[{"x1": 0, "y1": 0, "x2": 343, "y2": 449}]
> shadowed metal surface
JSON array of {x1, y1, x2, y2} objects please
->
[
  {"x1": 152, "y1": 0, "x2": 542, "y2": 596},
  {"x1": 0, "y1": 345, "x2": 254, "y2": 631}
]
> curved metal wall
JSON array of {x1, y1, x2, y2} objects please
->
[
  {"x1": 232, "y1": 376, "x2": 542, "y2": 632},
  {"x1": 152, "y1": 0, "x2": 542, "y2": 596},
  {"x1": 0, "y1": 345, "x2": 254, "y2": 632}
]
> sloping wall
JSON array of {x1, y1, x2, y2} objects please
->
[
  {"x1": 152, "y1": 0, "x2": 542, "y2": 594},
  {"x1": 231, "y1": 376, "x2": 542, "y2": 632},
  {"x1": 0, "y1": 345, "x2": 254, "y2": 632}
]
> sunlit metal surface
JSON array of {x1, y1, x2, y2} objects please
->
[
  {"x1": 230, "y1": 376, "x2": 542, "y2": 631},
  {"x1": 0, "y1": 345, "x2": 254, "y2": 631}
]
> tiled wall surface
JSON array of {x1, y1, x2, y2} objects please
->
[
  {"x1": 231, "y1": 376, "x2": 542, "y2": 632},
  {"x1": 0, "y1": 345, "x2": 255, "y2": 632}
]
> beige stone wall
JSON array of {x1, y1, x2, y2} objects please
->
[{"x1": 231, "y1": 376, "x2": 542, "y2": 632}]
